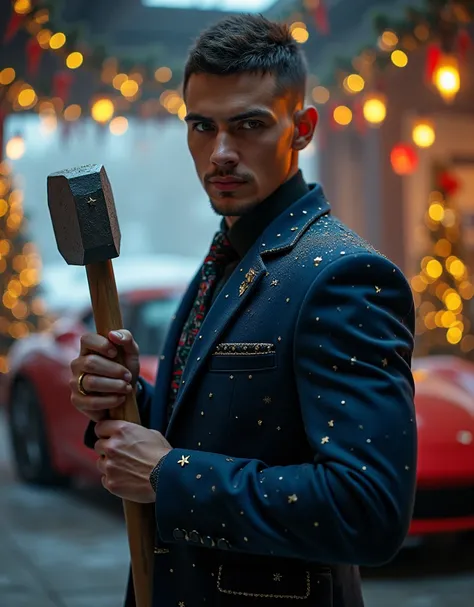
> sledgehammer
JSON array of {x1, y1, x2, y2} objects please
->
[{"x1": 47, "y1": 164, "x2": 154, "y2": 607}]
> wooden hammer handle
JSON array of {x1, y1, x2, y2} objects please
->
[{"x1": 86, "y1": 260, "x2": 155, "y2": 607}]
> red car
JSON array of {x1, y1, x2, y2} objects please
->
[
  {"x1": 5, "y1": 284, "x2": 184, "y2": 486},
  {"x1": 411, "y1": 356, "x2": 474, "y2": 535}
]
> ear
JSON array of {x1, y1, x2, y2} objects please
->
[{"x1": 293, "y1": 106, "x2": 318, "y2": 151}]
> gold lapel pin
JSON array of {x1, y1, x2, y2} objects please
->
[{"x1": 239, "y1": 268, "x2": 257, "y2": 296}]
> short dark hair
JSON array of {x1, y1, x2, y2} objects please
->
[{"x1": 183, "y1": 14, "x2": 308, "y2": 101}]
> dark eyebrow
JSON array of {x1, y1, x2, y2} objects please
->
[{"x1": 184, "y1": 109, "x2": 274, "y2": 123}]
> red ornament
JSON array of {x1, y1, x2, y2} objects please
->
[
  {"x1": 438, "y1": 171, "x2": 460, "y2": 196},
  {"x1": 390, "y1": 143, "x2": 418, "y2": 176},
  {"x1": 26, "y1": 38, "x2": 43, "y2": 76},
  {"x1": 425, "y1": 43, "x2": 441, "y2": 83},
  {"x1": 3, "y1": 11, "x2": 26, "y2": 44}
]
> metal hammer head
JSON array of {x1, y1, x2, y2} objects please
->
[{"x1": 47, "y1": 164, "x2": 121, "y2": 266}]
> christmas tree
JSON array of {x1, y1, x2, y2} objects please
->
[
  {"x1": 0, "y1": 158, "x2": 48, "y2": 375},
  {"x1": 412, "y1": 164, "x2": 474, "y2": 359}
]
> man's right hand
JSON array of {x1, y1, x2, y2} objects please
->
[{"x1": 70, "y1": 330, "x2": 140, "y2": 422}]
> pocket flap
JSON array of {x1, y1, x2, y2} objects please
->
[{"x1": 217, "y1": 565, "x2": 311, "y2": 599}]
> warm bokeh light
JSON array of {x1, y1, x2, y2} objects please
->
[
  {"x1": 66, "y1": 52, "x2": 84, "y2": 69},
  {"x1": 155, "y1": 67, "x2": 172, "y2": 83},
  {"x1": 391, "y1": 49, "x2": 408, "y2": 67},
  {"x1": 120, "y1": 79, "x2": 139, "y2": 98},
  {"x1": 311, "y1": 86, "x2": 330, "y2": 104},
  {"x1": 378, "y1": 30, "x2": 398, "y2": 50},
  {"x1": 5, "y1": 136, "x2": 25, "y2": 161},
  {"x1": 64, "y1": 104, "x2": 82, "y2": 121},
  {"x1": 0, "y1": 67, "x2": 15, "y2": 85},
  {"x1": 428, "y1": 202, "x2": 444, "y2": 222},
  {"x1": 344, "y1": 74, "x2": 365, "y2": 94},
  {"x1": 14, "y1": 0, "x2": 32, "y2": 14},
  {"x1": 390, "y1": 143, "x2": 418, "y2": 175},
  {"x1": 91, "y1": 98, "x2": 114, "y2": 123},
  {"x1": 333, "y1": 105, "x2": 353, "y2": 126},
  {"x1": 363, "y1": 94, "x2": 387, "y2": 125},
  {"x1": 412, "y1": 120, "x2": 436, "y2": 148},
  {"x1": 433, "y1": 55, "x2": 460, "y2": 103},
  {"x1": 290, "y1": 22, "x2": 309, "y2": 44},
  {"x1": 37, "y1": 29, "x2": 52, "y2": 48},
  {"x1": 109, "y1": 116, "x2": 129, "y2": 135},
  {"x1": 112, "y1": 73, "x2": 128, "y2": 90},
  {"x1": 49, "y1": 32, "x2": 66, "y2": 50},
  {"x1": 17, "y1": 87, "x2": 37, "y2": 109}
]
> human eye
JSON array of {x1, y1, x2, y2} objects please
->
[
  {"x1": 241, "y1": 120, "x2": 264, "y2": 130},
  {"x1": 192, "y1": 121, "x2": 214, "y2": 133}
]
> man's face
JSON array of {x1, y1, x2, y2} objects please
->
[{"x1": 184, "y1": 72, "x2": 312, "y2": 218}]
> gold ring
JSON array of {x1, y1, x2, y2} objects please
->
[{"x1": 77, "y1": 372, "x2": 89, "y2": 396}]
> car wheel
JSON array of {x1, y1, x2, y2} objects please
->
[{"x1": 8, "y1": 379, "x2": 69, "y2": 486}]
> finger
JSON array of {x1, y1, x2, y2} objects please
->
[
  {"x1": 95, "y1": 419, "x2": 129, "y2": 439},
  {"x1": 94, "y1": 438, "x2": 108, "y2": 457},
  {"x1": 80, "y1": 333, "x2": 118, "y2": 359},
  {"x1": 79, "y1": 354, "x2": 132, "y2": 381},
  {"x1": 108, "y1": 330, "x2": 139, "y2": 355},
  {"x1": 81, "y1": 374, "x2": 133, "y2": 395},
  {"x1": 72, "y1": 393, "x2": 127, "y2": 414}
]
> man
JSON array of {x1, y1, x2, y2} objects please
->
[{"x1": 71, "y1": 13, "x2": 417, "y2": 607}]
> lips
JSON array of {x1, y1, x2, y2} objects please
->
[{"x1": 209, "y1": 178, "x2": 246, "y2": 191}]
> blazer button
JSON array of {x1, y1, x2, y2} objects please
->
[
  {"x1": 173, "y1": 528, "x2": 188, "y2": 541},
  {"x1": 189, "y1": 530, "x2": 201, "y2": 543},
  {"x1": 217, "y1": 538, "x2": 231, "y2": 550},
  {"x1": 202, "y1": 536, "x2": 215, "y2": 548}
]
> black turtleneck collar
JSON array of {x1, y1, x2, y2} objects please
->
[{"x1": 221, "y1": 170, "x2": 309, "y2": 259}]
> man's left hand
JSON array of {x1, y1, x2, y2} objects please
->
[{"x1": 94, "y1": 420, "x2": 172, "y2": 503}]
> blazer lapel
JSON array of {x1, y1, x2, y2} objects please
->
[
  {"x1": 149, "y1": 269, "x2": 201, "y2": 432},
  {"x1": 165, "y1": 253, "x2": 267, "y2": 436}
]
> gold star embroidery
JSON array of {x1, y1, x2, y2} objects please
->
[
  {"x1": 178, "y1": 602, "x2": 185, "y2": 607},
  {"x1": 314, "y1": 256, "x2": 323, "y2": 266},
  {"x1": 328, "y1": 420, "x2": 334, "y2": 427},
  {"x1": 177, "y1": 455, "x2": 190, "y2": 467},
  {"x1": 270, "y1": 279, "x2": 279, "y2": 287},
  {"x1": 382, "y1": 358, "x2": 388, "y2": 367},
  {"x1": 288, "y1": 494, "x2": 298, "y2": 504},
  {"x1": 351, "y1": 356, "x2": 357, "y2": 364},
  {"x1": 273, "y1": 573, "x2": 282, "y2": 582},
  {"x1": 263, "y1": 396, "x2": 272, "y2": 404},
  {"x1": 86, "y1": 196, "x2": 96, "y2": 206},
  {"x1": 321, "y1": 436, "x2": 330, "y2": 444},
  {"x1": 375, "y1": 286, "x2": 381, "y2": 293}
]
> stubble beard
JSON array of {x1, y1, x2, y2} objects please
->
[{"x1": 209, "y1": 191, "x2": 262, "y2": 217}]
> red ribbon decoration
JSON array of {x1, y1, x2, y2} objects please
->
[
  {"x1": 425, "y1": 43, "x2": 441, "y2": 82},
  {"x1": 438, "y1": 170, "x2": 460, "y2": 197},
  {"x1": 26, "y1": 37, "x2": 43, "y2": 76},
  {"x1": 312, "y1": 0, "x2": 330, "y2": 35},
  {"x1": 3, "y1": 11, "x2": 26, "y2": 44}
]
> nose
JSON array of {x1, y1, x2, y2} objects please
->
[{"x1": 210, "y1": 132, "x2": 239, "y2": 168}]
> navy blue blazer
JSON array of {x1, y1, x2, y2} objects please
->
[{"x1": 126, "y1": 184, "x2": 416, "y2": 607}]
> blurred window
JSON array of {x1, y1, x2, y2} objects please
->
[{"x1": 131, "y1": 297, "x2": 181, "y2": 356}]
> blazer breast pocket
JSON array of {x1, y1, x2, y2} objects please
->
[{"x1": 209, "y1": 343, "x2": 277, "y2": 372}]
